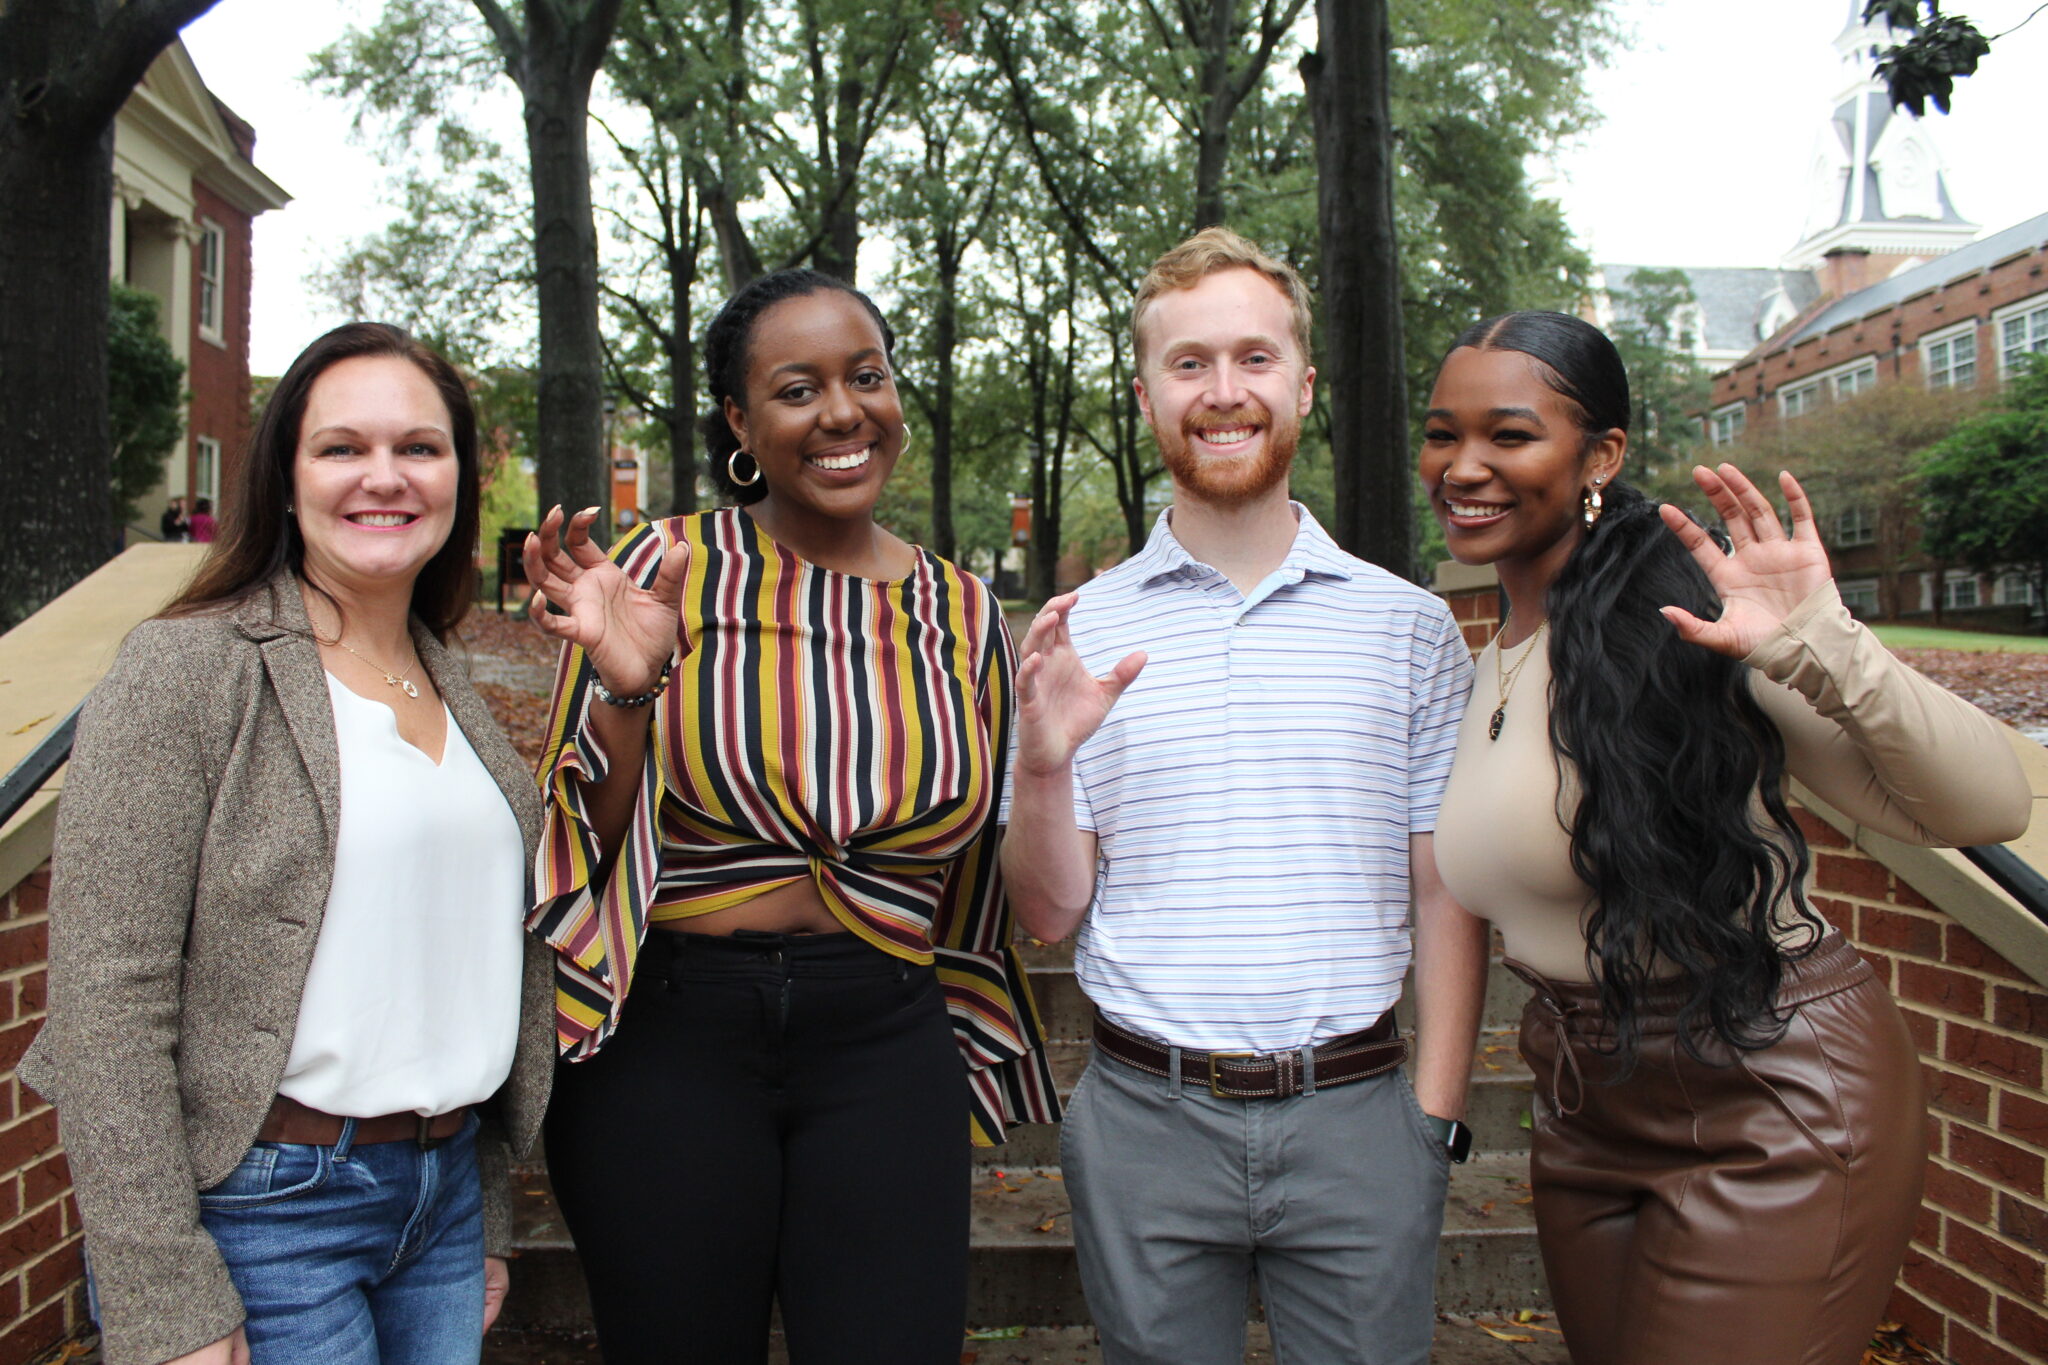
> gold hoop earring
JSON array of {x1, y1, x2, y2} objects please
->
[
  {"x1": 1582, "y1": 481, "x2": 1604, "y2": 529},
  {"x1": 899, "y1": 425, "x2": 914, "y2": 457},
  {"x1": 727, "y1": 448, "x2": 761, "y2": 488}
]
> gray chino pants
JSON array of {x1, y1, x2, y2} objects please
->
[{"x1": 1060, "y1": 1048, "x2": 1450, "y2": 1365}]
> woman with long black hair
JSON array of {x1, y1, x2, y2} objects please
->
[{"x1": 1422, "y1": 310, "x2": 2028, "y2": 1364}]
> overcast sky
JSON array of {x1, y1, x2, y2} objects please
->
[{"x1": 180, "y1": 0, "x2": 2048, "y2": 375}]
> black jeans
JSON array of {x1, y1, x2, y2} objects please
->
[{"x1": 544, "y1": 929, "x2": 971, "y2": 1364}]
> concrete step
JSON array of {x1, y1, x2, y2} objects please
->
[
  {"x1": 501, "y1": 1152, "x2": 1545, "y2": 1335},
  {"x1": 484, "y1": 1314, "x2": 1571, "y2": 1363}
]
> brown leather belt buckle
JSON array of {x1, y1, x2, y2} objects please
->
[{"x1": 1207, "y1": 1052, "x2": 1254, "y2": 1098}]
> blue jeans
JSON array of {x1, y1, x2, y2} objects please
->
[{"x1": 195, "y1": 1112, "x2": 487, "y2": 1365}]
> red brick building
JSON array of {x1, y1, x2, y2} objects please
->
[
  {"x1": 1606, "y1": 5, "x2": 2048, "y2": 625},
  {"x1": 110, "y1": 41, "x2": 289, "y2": 539}
]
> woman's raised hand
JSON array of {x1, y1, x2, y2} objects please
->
[
  {"x1": 1014, "y1": 593, "x2": 1145, "y2": 777},
  {"x1": 1657, "y1": 464, "x2": 1833, "y2": 661},
  {"x1": 523, "y1": 506, "x2": 688, "y2": 695}
]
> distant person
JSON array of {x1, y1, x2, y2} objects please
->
[
  {"x1": 189, "y1": 496, "x2": 217, "y2": 543},
  {"x1": 22, "y1": 323, "x2": 553, "y2": 1365},
  {"x1": 527, "y1": 268, "x2": 1057, "y2": 1364},
  {"x1": 159, "y1": 496, "x2": 190, "y2": 542},
  {"x1": 1422, "y1": 310, "x2": 2029, "y2": 1364}
]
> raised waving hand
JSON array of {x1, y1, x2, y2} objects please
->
[
  {"x1": 522, "y1": 505, "x2": 688, "y2": 695},
  {"x1": 1657, "y1": 463, "x2": 1834, "y2": 661},
  {"x1": 1014, "y1": 592, "x2": 1147, "y2": 776}
]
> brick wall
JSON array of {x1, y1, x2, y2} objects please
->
[
  {"x1": 0, "y1": 865, "x2": 83, "y2": 1365},
  {"x1": 1443, "y1": 583, "x2": 1503, "y2": 653},
  {"x1": 1798, "y1": 812, "x2": 2048, "y2": 1365},
  {"x1": 1709, "y1": 237, "x2": 2047, "y2": 425}
]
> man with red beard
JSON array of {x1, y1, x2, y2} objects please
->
[{"x1": 1000, "y1": 228, "x2": 1488, "y2": 1364}]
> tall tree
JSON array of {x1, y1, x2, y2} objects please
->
[
  {"x1": 0, "y1": 0, "x2": 219, "y2": 625},
  {"x1": 1302, "y1": 0, "x2": 1407, "y2": 574},
  {"x1": 470, "y1": 0, "x2": 625, "y2": 530},
  {"x1": 1919, "y1": 356, "x2": 2048, "y2": 624},
  {"x1": 108, "y1": 282, "x2": 188, "y2": 532},
  {"x1": 1604, "y1": 267, "x2": 1711, "y2": 481}
]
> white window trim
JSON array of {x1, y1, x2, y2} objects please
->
[
  {"x1": 195, "y1": 435, "x2": 221, "y2": 502},
  {"x1": 1941, "y1": 569, "x2": 1981, "y2": 610},
  {"x1": 1776, "y1": 352, "x2": 1880, "y2": 418},
  {"x1": 1992, "y1": 290, "x2": 2048, "y2": 380},
  {"x1": 1833, "y1": 505, "x2": 1876, "y2": 547},
  {"x1": 197, "y1": 218, "x2": 225, "y2": 346},
  {"x1": 1838, "y1": 578, "x2": 1880, "y2": 615},
  {"x1": 1919, "y1": 319, "x2": 1979, "y2": 391},
  {"x1": 1710, "y1": 400, "x2": 1746, "y2": 447}
]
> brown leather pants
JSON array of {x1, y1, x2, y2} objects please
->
[{"x1": 1511, "y1": 934, "x2": 1925, "y2": 1365}]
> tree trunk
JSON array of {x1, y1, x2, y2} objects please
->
[
  {"x1": 1304, "y1": 0, "x2": 1410, "y2": 577},
  {"x1": 666, "y1": 230, "x2": 698, "y2": 517},
  {"x1": 1190, "y1": 0, "x2": 1235, "y2": 230},
  {"x1": 0, "y1": 0, "x2": 219, "y2": 626},
  {"x1": 510, "y1": 0, "x2": 619, "y2": 534},
  {"x1": 927, "y1": 248, "x2": 959, "y2": 561}
]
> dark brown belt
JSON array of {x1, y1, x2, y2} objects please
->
[
  {"x1": 1092, "y1": 1010, "x2": 1407, "y2": 1100},
  {"x1": 258, "y1": 1095, "x2": 469, "y2": 1149}
]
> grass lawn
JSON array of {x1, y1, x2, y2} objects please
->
[{"x1": 1871, "y1": 623, "x2": 2048, "y2": 654}]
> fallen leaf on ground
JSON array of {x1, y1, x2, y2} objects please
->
[
  {"x1": 9, "y1": 713, "x2": 51, "y2": 735},
  {"x1": 1478, "y1": 1325, "x2": 1536, "y2": 1343}
]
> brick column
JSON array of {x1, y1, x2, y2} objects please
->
[
  {"x1": 1796, "y1": 811, "x2": 2048, "y2": 1365},
  {"x1": 0, "y1": 865, "x2": 84, "y2": 1364}
]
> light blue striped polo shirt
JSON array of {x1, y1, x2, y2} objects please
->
[{"x1": 1011, "y1": 505, "x2": 1473, "y2": 1053}]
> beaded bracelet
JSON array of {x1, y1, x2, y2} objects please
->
[{"x1": 591, "y1": 656, "x2": 674, "y2": 708}]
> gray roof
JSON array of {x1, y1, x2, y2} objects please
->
[
  {"x1": 1778, "y1": 210, "x2": 2048, "y2": 347},
  {"x1": 1601, "y1": 265, "x2": 1820, "y2": 355}
]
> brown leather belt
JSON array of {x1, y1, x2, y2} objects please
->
[
  {"x1": 258, "y1": 1095, "x2": 469, "y2": 1149},
  {"x1": 1092, "y1": 1010, "x2": 1407, "y2": 1100}
]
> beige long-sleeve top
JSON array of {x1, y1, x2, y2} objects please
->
[{"x1": 1435, "y1": 583, "x2": 2032, "y2": 981}]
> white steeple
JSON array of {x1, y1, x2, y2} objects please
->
[{"x1": 1783, "y1": 4, "x2": 1978, "y2": 271}]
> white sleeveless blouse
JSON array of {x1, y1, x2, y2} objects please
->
[{"x1": 277, "y1": 674, "x2": 525, "y2": 1118}]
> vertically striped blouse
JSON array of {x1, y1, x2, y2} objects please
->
[{"x1": 529, "y1": 507, "x2": 1058, "y2": 1143}]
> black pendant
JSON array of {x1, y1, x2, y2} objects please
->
[{"x1": 1488, "y1": 705, "x2": 1505, "y2": 741}]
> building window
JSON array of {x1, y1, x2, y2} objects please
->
[
  {"x1": 1780, "y1": 380, "x2": 1823, "y2": 418},
  {"x1": 1923, "y1": 326, "x2": 1978, "y2": 390},
  {"x1": 1996, "y1": 297, "x2": 2048, "y2": 377},
  {"x1": 198, "y1": 220, "x2": 224, "y2": 340},
  {"x1": 1942, "y1": 572, "x2": 1981, "y2": 610},
  {"x1": 1829, "y1": 361, "x2": 1877, "y2": 399},
  {"x1": 1996, "y1": 573, "x2": 2038, "y2": 608},
  {"x1": 1833, "y1": 506, "x2": 1876, "y2": 547},
  {"x1": 1711, "y1": 403, "x2": 1746, "y2": 447},
  {"x1": 195, "y1": 436, "x2": 221, "y2": 501},
  {"x1": 1838, "y1": 579, "x2": 1880, "y2": 617}
]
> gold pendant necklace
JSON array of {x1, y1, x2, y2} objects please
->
[
  {"x1": 1488, "y1": 617, "x2": 1547, "y2": 742},
  {"x1": 335, "y1": 639, "x2": 421, "y2": 699}
]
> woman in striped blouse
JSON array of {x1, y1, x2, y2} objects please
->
[{"x1": 522, "y1": 269, "x2": 1058, "y2": 1364}]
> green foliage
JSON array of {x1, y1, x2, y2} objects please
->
[
  {"x1": 1863, "y1": 0, "x2": 1992, "y2": 116},
  {"x1": 312, "y1": 0, "x2": 1617, "y2": 575},
  {"x1": 1604, "y1": 267, "x2": 1710, "y2": 480},
  {"x1": 1921, "y1": 356, "x2": 2048, "y2": 618},
  {"x1": 107, "y1": 282, "x2": 186, "y2": 529}
]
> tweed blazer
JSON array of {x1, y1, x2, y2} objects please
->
[{"x1": 17, "y1": 573, "x2": 552, "y2": 1365}]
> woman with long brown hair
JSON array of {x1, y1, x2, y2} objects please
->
[{"x1": 23, "y1": 323, "x2": 552, "y2": 1365}]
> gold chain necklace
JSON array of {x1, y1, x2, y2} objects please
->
[
  {"x1": 334, "y1": 639, "x2": 422, "y2": 699},
  {"x1": 1488, "y1": 617, "x2": 1547, "y2": 742}
]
